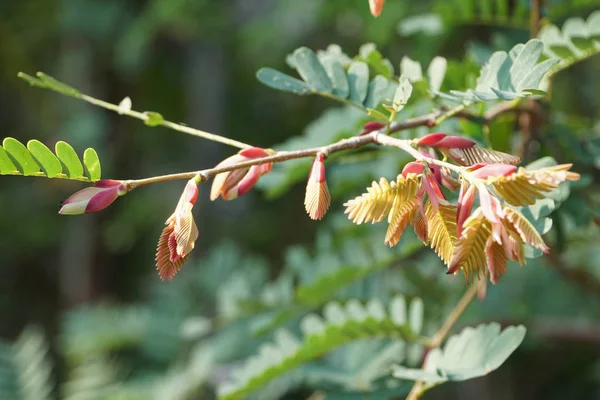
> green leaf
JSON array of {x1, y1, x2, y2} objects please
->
[
  {"x1": 347, "y1": 61, "x2": 369, "y2": 105},
  {"x1": 441, "y1": 39, "x2": 556, "y2": 102},
  {"x1": 427, "y1": 56, "x2": 447, "y2": 92},
  {"x1": 393, "y1": 75, "x2": 413, "y2": 111},
  {"x1": 0, "y1": 137, "x2": 101, "y2": 182},
  {"x1": 144, "y1": 112, "x2": 164, "y2": 127},
  {"x1": 293, "y1": 47, "x2": 333, "y2": 93},
  {"x1": 400, "y1": 57, "x2": 423, "y2": 82},
  {"x1": 392, "y1": 323, "x2": 526, "y2": 383},
  {"x1": 256, "y1": 68, "x2": 312, "y2": 95},
  {"x1": 218, "y1": 296, "x2": 423, "y2": 400},
  {"x1": 0, "y1": 147, "x2": 19, "y2": 174},
  {"x1": 35, "y1": 72, "x2": 81, "y2": 98},
  {"x1": 320, "y1": 57, "x2": 350, "y2": 98},
  {"x1": 3, "y1": 137, "x2": 41, "y2": 176},
  {"x1": 364, "y1": 75, "x2": 393, "y2": 109},
  {"x1": 55, "y1": 141, "x2": 84, "y2": 179},
  {"x1": 27, "y1": 140, "x2": 62, "y2": 178},
  {"x1": 83, "y1": 148, "x2": 102, "y2": 182},
  {"x1": 0, "y1": 326, "x2": 54, "y2": 400}
]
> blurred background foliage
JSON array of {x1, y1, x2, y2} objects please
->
[{"x1": 1, "y1": 0, "x2": 600, "y2": 399}]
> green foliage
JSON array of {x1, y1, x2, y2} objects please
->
[
  {"x1": 539, "y1": 11, "x2": 600, "y2": 75},
  {"x1": 257, "y1": 46, "x2": 398, "y2": 112},
  {"x1": 392, "y1": 323, "x2": 525, "y2": 384},
  {"x1": 217, "y1": 295, "x2": 424, "y2": 400},
  {"x1": 0, "y1": 326, "x2": 54, "y2": 400},
  {"x1": 438, "y1": 39, "x2": 557, "y2": 102},
  {"x1": 0, "y1": 137, "x2": 101, "y2": 182},
  {"x1": 432, "y1": 0, "x2": 529, "y2": 30}
]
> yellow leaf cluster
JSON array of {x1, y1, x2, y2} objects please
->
[
  {"x1": 488, "y1": 164, "x2": 579, "y2": 206},
  {"x1": 450, "y1": 207, "x2": 549, "y2": 283},
  {"x1": 442, "y1": 146, "x2": 520, "y2": 166},
  {"x1": 424, "y1": 202, "x2": 457, "y2": 265},
  {"x1": 344, "y1": 174, "x2": 421, "y2": 246}
]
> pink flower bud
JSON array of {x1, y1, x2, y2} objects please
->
[
  {"x1": 470, "y1": 163, "x2": 517, "y2": 179},
  {"x1": 210, "y1": 147, "x2": 273, "y2": 201},
  {"x1": 360, "y1": 121, "x2": 386, "y2": 136},
  {"x1": 156, "y1": 178, "x2": 200, "y2": 280},
  {"x1": 401, "y1": 162, "x2": 425, "y2": 177},
  {"x1": 416, "y1": 133, "x2": 446, "y2": 147},
  {"x1": 432, "y1": 136, "x2": 476, "y2": 149},
  {"x1": 369, "y1": 0, "x2": 385, "y2": 17},
  {"x1": 305, "y1": 154, "x2": 331, "y2": 220},
  {"x1": 59, "y1": 180, "x2": 127, "y2": 215}
]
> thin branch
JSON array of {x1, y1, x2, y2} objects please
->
[
  {"x1": 530, "y1": 0, "x2": 543, "y2": 38},
  {"x1": 405, "y1": 283, "x2": 480, "y2": 400},
  {"x1": 80, "y1": 94, "x2": 252, "y2": 149}
]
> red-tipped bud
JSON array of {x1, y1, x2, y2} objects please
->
[
  {"x1": 416, "y1": 133, "x2": 446, "y2": 147},
  {"x1": 457, "y1": 184, "x2": 476, "y2": 237},
  {"x1": 432, "y1": 136, "x2": 476, "y2": 149},
  {"x1": 210, "y1": 147, "x2": 273, "y2": 201},
  {"x1": 59, "y1": 180, "x2": 127, "y2": 215},
  {"x1": 304, "y1": 154, "x2": 330, "y2": 220},
  {"x1": 470, "y1": 163, "x2": 517, "y2": 179},
  {"x1": 361, "y1": 121, "x2": 386, "y2": 135},
  {"x1": 402, "y1": 162, "x2": 426, "y2": 177},
  {"x1": 369, "y1": 0, "x2": 385, "y2": 17},
  {"x1": 156, "y1": 178, "x2": 200, "y2": 280}
]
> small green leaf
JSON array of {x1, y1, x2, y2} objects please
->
[
  {"x1": 293, "y1": 47, "x2": 333, "y2": 93},
  {"x1": 55, "y1": 141, "x2": 84, "y2": 178},
  {"x1": 35, "y1": 72, "x2": 81, "y2": 98},
  {"x1": 144, "y1": 112, "x2": 164, "y2": 127},
  {"x1": 320, "y1": 56, "x2": 349, "y2": 98},
  {"x1": 3, "y1": 138, "x2": 41, "y2": 176},
  {"x1": 393, "y1": 75, "x2": 413, "y2": 111},
  {"x1": 392, "y1": 323, "x2": 526, "y2": 383},
  {"x1": 400, "y1": 57, "x2": 423, "y2": 82},
  {"x1": 27, "y1": 140, "x2": 62, "y2": 178},
  {"x1": 427, "y1": 56, "x2": 447, "y2": 92},
  {"x1": 0, "y1": 147, "x2": 19, "y2": 174},
  {"x1": 83, "y1": 148, "x2": 102, "y2": 181},
  {"x1": 347, "y1": 61, "x2": 369, "y2": 105},
  {"x1": 364, "y1": 75, "x2": 392, "y2": 109},
  {"x1": 256, "y1": 68, "x2": 312, "y2": 95},
  {"x1": 367, "y1": 108, "x2": 390, "y2": 121}
]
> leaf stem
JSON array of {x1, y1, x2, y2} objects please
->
[
  {"x1": 405, "y1": 283, "x2": 479, "y2": 400},
  {"x1": 79, "y1": 95, "x2": 251, "y2": 149}
]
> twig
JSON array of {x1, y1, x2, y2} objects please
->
[
  {"x1": 405, "y1": 283, "x2": 479, "y2": 400},
  {"x1": 79, "y1": 94, "x2": 252, "y2": 149},
  {"x1": 530, "y1": 0, "x2": 543, "y2": 38}
]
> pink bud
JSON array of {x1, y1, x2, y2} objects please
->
[
  {"x1": 416, "y1": 133, "x2": 446, "y2": 147},
  {"x1": 401, "y1": 162, "x2": 425, "y2": 177},
  {"x1": 470, "y1": 163, "x2": 517, "y2": 179},
  {"x1": 432, "y1": 136, "x2": 476, "y2": 149},
  {"x1": 305, "y1": 154, "x2": 330, "y2": 220},
  {"x1": 238, "y1": 147, "x2": 271, "y2": 158},
  {"x1": 369, "y1": 0, "x2": 385, "y2": 17},
  {"x1": 361, "y1": 121, "x2": 386, "y2": 136},
  {"x1": 59, "y1": 180, "x2": 127, "y2": 215},
  {"x1": 210, "y1": 147, "x2": 273, "y2": 201}
]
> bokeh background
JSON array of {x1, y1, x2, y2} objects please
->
[{"x1": 1, "y1": 0, "x2": 600, "y2": 399}]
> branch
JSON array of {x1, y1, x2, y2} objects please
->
[
  {"x1": 125, "y1": 103, "x2": 496, "y2": 190},
  {"x1": 405, "y1": 283, "x2": 480, "y2": 400}
]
